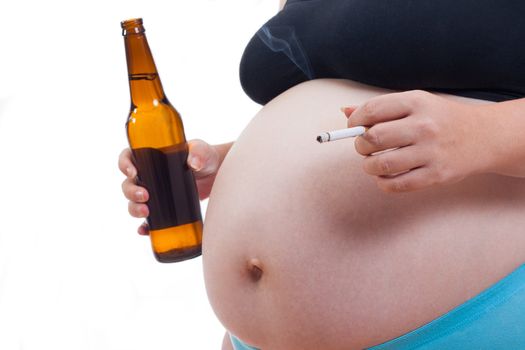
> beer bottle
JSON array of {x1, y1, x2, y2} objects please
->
[{"x1": 121, "y1": 18, "x2": 203, "y2": 263}]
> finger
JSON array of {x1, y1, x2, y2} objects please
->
[
  {"x1": 128, "y1": 201, "x2": 149, "y2": 218},
  {"x1": 121, "y1": 178, "x2": 149, "y2": 202},
  {"x1": 354, "y1": 117, "x2": 416, "y2": 155},
  {"x1": 118, "y1": 148, "x2": 137, "y2": 179},
  {"x1": 187, "y1": 139, "x2": 220, "y2": 178},
  {"x1": 375, "y1": 166, "x2": 435, "y2": 193},
  {"x1": 363, "y1": 146, "x2": 427, "y2": 176},
  {"x1": 347, "y1": 91, "x2": 421, "y2": 128},
  {"x1": 138, "y1": 221, "x2": 150, "y2": 236}
]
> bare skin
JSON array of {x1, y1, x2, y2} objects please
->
[
  {"x1": 119, "y1": 80, "x2": 525, "y2": 349},
  {"x1": 201, "y1": 79, "x2": 525, "y2": 349}
]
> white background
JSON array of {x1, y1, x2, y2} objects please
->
[{"x1": 0, "y1": 0, "x2": 277, "y2": 349}]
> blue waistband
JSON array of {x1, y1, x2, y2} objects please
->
[
  {"x1": 230, "y1": 334, "x2": 260, "y2": 350},
  {"x1": 368, "y1": 263, "x2": 525, "y2": 349},
  {"x1": 230, "y1": 263, "x2": 525, "y2": 350}
]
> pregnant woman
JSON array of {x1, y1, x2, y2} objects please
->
[{"x1": 119, "y1": 1, "x2": 525, "y2": 349}]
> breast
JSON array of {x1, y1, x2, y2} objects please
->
[
  {"x1": 240, "y1": 0, "x2": 525, "y2": 104},
  {"x1": 202, "y1": 79, "x2": 525, "y2": 350}
]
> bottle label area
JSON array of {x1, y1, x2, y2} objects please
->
[{"x1": 132, "y1": 144, "x2": 202, "y2": 230}]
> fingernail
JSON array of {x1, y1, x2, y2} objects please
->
[
  {"x1": 341, "y1": 106, "x2": 357, "y2": 116},
  {"x1": 135, "y1": 191, "x2": 144, "y2": 201},
  {"x1": 188, "y1": 156, "x2": 202, "y2": 171}
]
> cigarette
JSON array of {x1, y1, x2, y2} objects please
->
[{"x1": 316, "y1": 126, "x2": 367, "y2": 143}]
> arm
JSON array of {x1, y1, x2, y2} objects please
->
[
  {"x1": 279, "y1": 0, "x2": 287, "y2": 10},
  {"x1": 480, "y1": 98, "x2": 525, "y2": 178},
  {"x1": 222, "y1": 332, "x2": 234, "y2": 350}
]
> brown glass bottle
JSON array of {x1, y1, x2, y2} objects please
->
[{"x1": 121, "y1": 18, "x2": 203, "y2": 263}]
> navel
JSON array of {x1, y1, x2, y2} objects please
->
[{"x1": 247, "y1": 258, "x2": 264, "y2": 282}]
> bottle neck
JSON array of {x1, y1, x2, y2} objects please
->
[{"x1": 123, "y1": 26, "x2": 166, "y2": 107}]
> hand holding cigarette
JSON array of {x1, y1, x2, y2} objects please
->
[{"x1": 333, "y1": 91, "x2": 507, "y2": 193}]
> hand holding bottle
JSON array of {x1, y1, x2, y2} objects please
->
[{"x1": 119, "y1": 139, "x2": 232, "y2": 235}]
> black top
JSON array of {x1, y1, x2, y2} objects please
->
[{"x1": 239, "y1": 0, "x2": 525, "y2": 105}]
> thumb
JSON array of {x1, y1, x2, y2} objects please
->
[
  {"x1": 187, "y1": 139, "x2": 220, "y2": 178},
  {"x1": 341, "y1": 106, "x2": 358, "y2": 118},
  {"x1": 341, "y1": 105, "x2": 359, "y2": 127}
]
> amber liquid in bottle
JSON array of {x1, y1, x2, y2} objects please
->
[{"x1": 121, "y1": 18, "x2": 202, "y2": 263}]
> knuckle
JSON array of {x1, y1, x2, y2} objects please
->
[
  {"x1": 408, "y1": 90, "x2": 428, "y2": 108},
  {"x1": 119, "y1": 148, "x2": 129, "y2": 160},
  {"x1": 207, "y1": 149, "x2": 220, "y2": 168},
  {"x1": 118, "y1": 152, "x2": 127, "y2": 172},
  {"x1": 389, "y1": 179, "x2": 409, "y2": 193},
  {"x1": 433, "y1": 166, "x2": 452, "y2": 185},
  {"x1": 378, "y1": 157, "x2": 391, "y2": 174},
  {"x1": 364, "y1": 128, "x2": 381, "y2": 147},
  {"x1": 362, "y1": 101, "x2": 377, "y2": 117},
  {"x1": 189, "y1": 140, "x2": 213, "y2": 160},
  {"x1": 141, "y1": 189, "x2": 149, "y2": 201},
  {"x1": 123, "y1": 149, "x2": 133, "y2": 163},
  {"x1": 201, "y1": 148, "x2": 213, "y2": 165},
  {"x1": 123, "y1": 182, "x2": 137, "y2": 200},
  {"x1": 129, "y1": 202, "x2": 146, "y2": 218},
  {"x1": 411, "y1": 89, "x2": 427, "y2": 99},
  {"x1": 416, "y1": 117, "x2": 439, "y2": 138},
  {"x1": 189, "y1": 138, "x2": 206, "y2": 149},
  {"x1": 121, "y1": 179, "x2": 129, "y2": 195},
  {"x1": 354, "y1": 138, "x2": 367, "y2": 155}
]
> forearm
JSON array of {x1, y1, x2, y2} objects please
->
[
  {"x1": 482, "y1": 98, "x2": 525, "y2": 177},
  {"x1": 222, "y1": 332, "x2": 234, "y2": 350}
]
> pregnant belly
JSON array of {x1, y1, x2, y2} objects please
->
[{"x1": 202, "y1": 79, "x2": 525, "y2": 350}]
